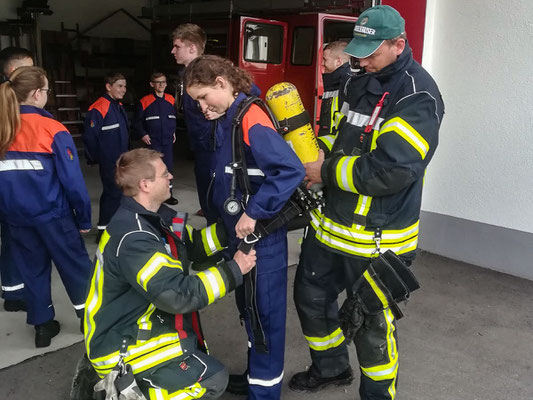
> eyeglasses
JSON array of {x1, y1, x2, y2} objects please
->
[
  {"x1": 152, "y1": 80, "x2": 167, "y2": 85},
  {"x1": 39, "y1": 88, "x2": 52, "y2": 95}
]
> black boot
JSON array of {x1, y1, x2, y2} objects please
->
[
  {"x1": 35, "y1": 319, "x2": 60, "y2": 348},
  {"x1": 3, "y1": 299, "x2": 27, "y2": 312},
  {"x1": 164, "y1": 196, "x2": 179, "y2": 205},
  {"x1": 289, "y1": 365, "x2": 353, "y2": 392},
  {"x1": 226, "y1": 372, "x2": 248, "y2": 396},
  {"x1": 70, "y1": 354, "x2": 99, "y2": 400}
]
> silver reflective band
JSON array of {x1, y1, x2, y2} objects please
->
[
  {"x1": 224, "y1": 166, "x2": 265, "y2": 176},
  {"x1": 202, "y1": 269, "x2": 222, "y2": 300},
  {"x1": 145, "y1": 116, "x2": 160, "y2": 121},
  {"x1": 168, "y1": 115, "x2": 176, "y2": 119},
  {"x1": 0, "y1": 159, "x2": 43, "y2": 171},
  {"x1": 344, "y1": 110, "x2": 384, "y2": 130},
  {"x1": 1, "y1": 283, "x2": 25, "y2": 291},
  {"x1": 322, "y1": 89, "x2": 339, "y2": 99},
  {"x1": 248, "y1": 371, "x2": 284, "y2": 387},
  {"x1": 101, "y1": 123, "x2": 120, "y2": 131},
  {"x1": 73, "y1": 303, "x2": 85, "y2": 310}
]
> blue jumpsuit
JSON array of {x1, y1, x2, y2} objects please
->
[
  {"x1": 0, "y1": 106, "x2": 93, "y2": 325},
  {"x1": 212, "y1": 93, "x2": 305, "y2": 400},
  {"x1": 83, "y1": 94, "x2": 129, "y2": 230},
  {"x1": 133, "y1": 92, "x2": 177, "y2": 173},
  {"x1": 0, "y1": 224, "x2": 25, "y2": 303}
]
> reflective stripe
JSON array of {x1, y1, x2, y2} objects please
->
[
  {"x1": 1, "y1": 283, "x2": 25, "y2": 291},
  {"x1": 248, "y1": 371, "x2": 284, "y2": 387},
  {"x1": 197, "y1": 267, "x2": 226, "y2": 304},
  {"x1": 101, "y1": 123, "x2": 120, "y2": 131},
  {"x1": 335, "y1": 156, "x2": 358, "y2": 193},
  {"x1": 137, "y1": 252, "x2": 182, "y2": 291},
  {"x1": 318, "y1": 135, "x2": 335, "y2": 151},
  {"x1": 202, "y1": 224, "x2": 222, "y2": 256},
  {"x1": 363, "y1": 269, "x2": 390, "y2": 309},
  {"x1": 305, "y1": 327, "x2": 345, "y2": 351},
  {"x1": 168, "y1": 382, "x2": 206, "y2": 400},
  {"x1": 322, "y1": 89, "x2": 339, "y2": 99},
  {"x1": 224, "y1": 165, "x2": 265, "y2": 176},
  {"x1": 354, "y1": 194, "x2": 372, "y2": 229},
  {"x1": 145, "y1": 116, "x2": 160, "y2": 121},
  {"x1": 379, "y1": 117, "x2": 429, "y2": 159},
  {"x1": 73, "y1": 303, "x2": 85, "y2": 310},
  {"x1": 127, "y1": 343, "x2": 183, "y2": 375},
  {"x1": 148, "y1": 388, "x2": 166, "y2": 400},
  {"x1": 344, "y1": 110, "x2": 384, "y2": 130},
  {"x1": 0, "y1": 159, "x2": 43, "y2": 171},
  {"x1": 136, "y1": 304, "x2": 156, "y2": 340},
  {"x1": 310, "y1": 210, "x2": 419, "y2": 258},
  {"x1": 168, "y1": 115, "x2": 176, "y2": 119}
]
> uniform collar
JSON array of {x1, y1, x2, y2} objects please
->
[
  {"x1": 103, "y1": 93, "x2": 123, "y2": 105},
  {"x1": 322, "y1": 62, "x2": 351, "y2": 90},
  {"x1": 219, "y1": 92, "x2": 248, "y2": 131},
  {"x1": 372, "y1": 41, "x2": 413, "y2": 82},
  {"x1": 19, "y1": 105, "x2": 54, "y2": 118},
  {"x1": 120, "y1": 196, "x2": 176, "y2": 227}
]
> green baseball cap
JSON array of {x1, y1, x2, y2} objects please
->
[{"x1": 344, "y1": 5, "x2": 405, "y2": 58}]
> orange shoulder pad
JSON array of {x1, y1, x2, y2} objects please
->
[
  {"x1": 241, "y1": 104, "x2": 276, "y2": 146},
  {"x1": 140, "y1": 94, "x2": 156, "y2": 110},
  {"x1": 88, "y1": 97, "x2": 111, "y2": 117},
  {"x1": 164, "y1": 93, "x2": 175, "y2": 105},
  {"x1": 10, "y1": 114, "x2": 69, "y2": 153}
]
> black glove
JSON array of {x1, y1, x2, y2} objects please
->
[{"x1": 338, "y1": 296, "x2": 364, "y2": 342}]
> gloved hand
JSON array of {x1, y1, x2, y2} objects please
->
[{"x1": 338, "y1": 296, "x2": 364, "y2": 342}]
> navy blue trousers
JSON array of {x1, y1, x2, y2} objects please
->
[
  {"x1": 0, "y1": 223, "x2": 25, "y2": 301},
  {"x1": 235, "y1": 233, "x2": 288, "y2": 400},
  {"x1": 98, "y1": 162, "x2": 122, "y2": 228},
  {"x1": 8, "y1": 216, "x2": 92, "y2": 325}
]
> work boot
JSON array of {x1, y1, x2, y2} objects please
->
[
  {"x1": 3, "y1": 299, "x2": 27, "y2": 312},
  {"x1": 35, "y1": 319, "x2": 60, "y2": 348},
  {"x1": 289, "y1": 365, "x2": 353, "y2": 392},
  {"x1": 70, "y1": 353, "x2": 99, "y2": 400},
  {"x1": 164, "y1": 196, "x2": 179, "y2": 205},
  {"x1": 226, "y1": 372, "x2": 248, "y2": 396}
]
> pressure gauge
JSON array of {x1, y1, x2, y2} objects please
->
[{"x1": 224, "y1": 198, "x2": 241, "y2": 216}]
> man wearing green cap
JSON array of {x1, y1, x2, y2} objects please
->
[{"x1": 290, "y1": 5, "x2": 444, "y2": 400}]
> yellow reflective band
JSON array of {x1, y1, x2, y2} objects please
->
[
  {"x1": 168, "y1": 382, "x2": 206, "y2": 400},
  {"x1": 380, "y1": 117, "x2": 429, "y2": 160},
  {"x1": 202, "y1": 224, "x2": 223, "y2": 256},
  {"x1": 305, "y1": 327, "x2": 345, "y2": 351},
  {"x1": 137, "y1": 252, "x2": 182, "y2": 291},
  {"x1": 85, "y1": 231, "x2": 111, "y2": 357},
  {"x1": 361, "y1": 308, "x2": 398, "y2": 382},
  {"x1": 148, "y1": 387, "x2": 166, "y2": 400},
  {"x1": 197, "y1": 267, "x2": 226, "y2": 304},
  {"x1": 318, "y1": 135, "x2": 335, "y2": 151},
  {"x1": 127, "y1": 343, "x2": 183, "y2": 375},
  {"x1": 136, "y1": 303, "x2": 156, "y2": 340},
  {"x1": 354, "y1": 195, "x2": 372, "y2": 229},
  {"x1": 363, "y1": 270, "x2": 390, "y2": 309},
  {"x1": 186, "y1": 225, "x2": 194, "y2": 241},
  {"x1": 335, "y1": 156, "x2": 358, "y2": 193}
]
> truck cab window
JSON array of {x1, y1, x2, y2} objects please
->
[
  {"x1": 244, "y1": 22, "x2": 283, "y2": 64},
  {"x1": 291, "y1": 27, "x2": 315, "y2": 66}
]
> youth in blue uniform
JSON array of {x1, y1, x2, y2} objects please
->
[
  {"x1": 0, "y1": 46, "x2": 34, "y2": 312},
  {"x1": 186, "y1": 55, "x2": 305, "y2": 400},
  {"x1": 0, "y1": 66, "x2": 93, "y2": 347},
  {"x1": 133, "y1": 72, "x2": 179, "y2": 205},
  {"x1": 83, "y1": 73, "x2": 129, "y2": 239}
]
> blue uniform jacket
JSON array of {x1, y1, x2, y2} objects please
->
[
  {"x1": 133, "y1": 93, "x2": 176, "y2": 145},
  {"x1": 212, "y1": 93, "x2": 305, "y2": 249},
  {"x1": 0, "y1": 106, "x2": 91, "y2": 229},
  {"x1": 83, "y1": 94, "x2": 129, "y2": 165}
]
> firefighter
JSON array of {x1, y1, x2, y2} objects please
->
[
  {"x1": 83, "y1": 148, "x2": 256, "y2": 399},
  {"x1": 83, "y1": 72, "x2": 129, "y2": 243},
  {"x1": 0, "y1": 66, "x2": 92, "y2": 347},
  {"x1": 134, "y1": 71, "x2": 179, "y2": 205},
  {"x1": 289, "y1": 6, "x2": 444, "y2": 400},
  {"x1": 316, "y1": 40, "x2": 351, "y2": 139},
  {"x1": 172, "y1": 23, "x2": 220, "y2": 223},
  {"x1": 0, "y1": 46, "x2": 34, "y2": 312},
  {"x1": 185, "y1": 55, "x2": 305, "y2": 400}
]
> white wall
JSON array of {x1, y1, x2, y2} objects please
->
[{"x1": 422, "y1": 0, "x2": 533, "y2": 234}]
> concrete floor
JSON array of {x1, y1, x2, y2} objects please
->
[{"x1": 1, "y1": 155, "x2": 533, "y2": 400}]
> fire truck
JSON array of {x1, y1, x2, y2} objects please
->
[{"x1": 146, "y1": 0, "x2": 427, "y2": 131}]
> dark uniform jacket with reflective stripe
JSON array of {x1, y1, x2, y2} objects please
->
[
  {"x1": 317, "y1": 62, "x2": 351, "y2": 137},
  {"x1": 133, "y1": 93, "x2": 176, "y2": 145},
  {"x1": 83, "y1": 94, "x2": 129, "y2": 165},
  {"x1": 0, "y1": 106, "x2": 91, "y2": 229},
  {"x1": 84, "y1": 196, "x2": 242, "y2": 377},
  {"x1": 314, "y1": 43, "x2": 444, "y2": 260}
]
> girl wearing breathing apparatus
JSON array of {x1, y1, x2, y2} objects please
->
[{"x1": 185, "y1": 55, "x2": 304, "y2": 400}]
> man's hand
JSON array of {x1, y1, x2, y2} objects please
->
[
  {"x1": 235, "y1": 213, "x2": 256, "y2": 239},
  {"x1": 233, "y1": 249, "x2": 257, "y2": 275},
  {"x1": 204, "y1": 110, "x2": 224, "y2": 120},
  {"x1": 304, "y1": 149, "x2": 325, "y2": 189},
  {"x1": 141, "y1": 135, "x2": 151, "y2": 145},
  {"x1": 79, "y1": 229, "x2": 90, "y2": 234}
]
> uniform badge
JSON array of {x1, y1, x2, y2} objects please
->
[
  {"x1": 360, "y1": 17, "x2": 369, "y2": 25},
  {"x1": 66, "y1": 147, "x2": 74, "y2": 161},
  {"x1": 90, "y1": 120, "x2": 95, "y2": 128},
  {"x1": 179, "y1": 361, "x2": 189, "y2": 371}
]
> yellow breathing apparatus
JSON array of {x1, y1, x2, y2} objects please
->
[{"x1": 265, "y1": 82, "x2": 320, "y2": 164}]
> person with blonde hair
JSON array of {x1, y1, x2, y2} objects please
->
[{"x1": 0, "y1": 66, "x2": 92, "y2": 347}]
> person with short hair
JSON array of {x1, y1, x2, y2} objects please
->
[
  {"x1": 83, "y1": 148, "x2": 256, "y2": 399},
  {"x1": 290, "y1": 6, "x2": 444, "y2": 399},
  {"x1": 134, "y1": 71, "x2": 178, "y2": 205},
  {"x1": 83, "y1": 72, "x2": 129, "y2": 242},
  {"x1": 0, "y1": 66, "x2": 92, "y2": 348},
  {"x1": 0, "y1": 46, "x2": 34, "y2": 312}
]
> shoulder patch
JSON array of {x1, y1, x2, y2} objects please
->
[
  {"x1": 241, "y1": 104, "x2": 276, "y2": 146},
  {"x1": 164, "y1": 93, "x2": 175, "y2": 106},
  {"x1": 88, "y1": 97, "x2": 111, "y2": 118},
  {"x1": 140, "y1": 94, "x2": 157, "y2": 110}
]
